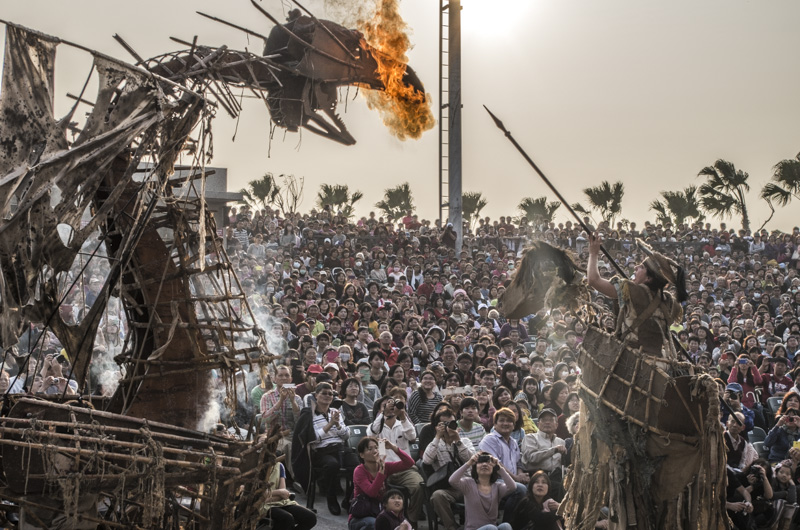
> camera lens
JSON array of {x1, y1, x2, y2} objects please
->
[
  {"x1": 395, "y1": 401, "x2": 404, "y2": 410},
  {"x1": 447, "y1": 420, "x2": 459, "y2": 431},
  {"x1": 477, "y1": 454, "x2": 491, "y2": 463}
]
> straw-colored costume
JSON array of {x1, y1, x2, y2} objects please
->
[{"x1": 561, "y1": 240, "x2": 729, "y2": 530}]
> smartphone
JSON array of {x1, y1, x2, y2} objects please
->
[
  {"x1": 793, "y1": 441, "x2": 800, "y2": 449},
  {"x1": 378, "y1": 439, "x2": 386, "y2": 457}
]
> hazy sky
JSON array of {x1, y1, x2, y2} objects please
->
[{"x1": 4, "y1": 0, "x2": 800, "y2": 231}]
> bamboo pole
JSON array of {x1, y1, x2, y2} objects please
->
[
  {"x1": 0, "y1": 427, "x2": 241, "y2": 464},
  {"x1": 0, "y1": 439, "x2": 240, "y2": 473}
]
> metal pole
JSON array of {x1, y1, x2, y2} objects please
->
[{"x1": 448, "y1": 0, "x2": 463, "y2": 253}]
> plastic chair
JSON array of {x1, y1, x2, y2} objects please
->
[
  {"x1": 752, "y1": 441, "x2": 769, "y2": 460},
  {"x1": 768, "y1": 396, "x2": 783, "y2": 416},
  {"x1": 748, "y1": 427, "x2": 767, "y2": 444}
]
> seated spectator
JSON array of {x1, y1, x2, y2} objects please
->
[
  {"x1": 556, "y1": 392, "x2": 580, "y2": 439},
  {"x1": 448, "y1": 452, "x2": 514, "y2": 530},
  {"x1": 764, "y1": 407, "x2": 800, "y2": 462},
  {"x1": 761, "y1": 356, "x2": 793, "y2": 402},
  {"x1": 724, "y1": 412, "x2": 757, "y2": 473},
  {"x1": 256, "y1": 462, "x2": 317, "y2": 530},
  {"x1": 543, "y1": 381, "x2": 569, "y2": 417},
  {"x1": 736, "y1": 460, "x2": 774, "y2": 527},
  {"x1": 562, "y1": 412, "x2": 580, "y2": 468},
  {"x1": 374, "y1": 489, "x2": 412, "y2": 530},
  {"x1": 340, "y1": 377, "x2": 371, "y2": 426},
  {"x1": 356, "y1": 360, "x2": 382, "y2": 414},
  {"x1": 520, "y1": 408, "x2": 566, "y2": 501},
  {"x1": 725, "y1": 466, "x2": 754, "y2": 530},
  {"x1": 457, "y1": 397, "x2": 487, "y2": 447},
  {"x1": 720, "y1": 383, "x2": 755, "y2": 433},
  {"x1": 417, "y1": 402, "x2": 456, "y2": 456},
  {"x1": 291, "y1": 382, "x2": 350, "y2": 516},
  {"x1": 771, "y1": 460, "x2": 797, "y2": 505},
  {"x1": 368, "y1": 392, "x2": 424, "y2": 527},
  {"x1": 423, "y1": 408, "x2": 476, "y2": 530},
  {"x1": 407, "y1": 370, "x2": 443, "y2": 424},
  {"x1": 508, "y1": 470, "x2": 565, "y2": 530},
  {"x1": 261, "y1": 365, "x2": 303, "y2": 481},
  {"x1": 512, "y1": 395, "x2": 539, "y2": 435},
  {"x1": 350, "y1": 437, "x2": 415, "y2": 530}
]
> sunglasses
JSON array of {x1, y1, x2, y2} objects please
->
[{"x1": 318, "y1": 391, "x2": 334, "y2": 397}]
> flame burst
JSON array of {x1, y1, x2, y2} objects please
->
[{"x1": 357, "y1": 0, "x2": 435, "y2": 141}]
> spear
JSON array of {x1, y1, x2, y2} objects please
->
[{"x1": 483, "y1": 105, "x2": 625, "y2": 277}]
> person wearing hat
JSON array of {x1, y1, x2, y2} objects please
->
[
  {"x1": 588, "y1": 234, "x2": 687, "y2": 359},
  {"x1": 520, "y1": 408, "x2": 566, "y2": 501},
  {"x1": 721, "y1": 383, "x2": 755, "y2": 433},
  {"x1": 295, "y1": 364, "x2": 323, "y2": 401}
]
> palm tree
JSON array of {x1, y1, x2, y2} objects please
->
[
  {"x1": 649, "y1": 185, "x2": 705, "y2": 227},
  {"x1": 315, "y1": 184, "x2": 364, "y2": 219},
  {"x1": 762, "y1": 152, "x2": 800, "y2": 208},
  {"x1": 571, "y1": 181, "x2": 624, "y2": 227},
  {"x1": 462, "y1": 192, "x2": 488, "y2": 230},
  {"x1": 240, "y1": 173, "x2": 281, "y2": 211},
  {"x1": 375, "y1": 182, "x2": 415, "y2": 223},
  {"x1": 697, "y1": 159, "x2": 751, "y2": 231},
  {"x1": 517, "y1": 196, "x2": 561, "y2": 226}
]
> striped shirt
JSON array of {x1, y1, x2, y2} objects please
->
[
  {"x1": 311, "y1": 407, "x2": 349, "y2": 449},
  {"x1": 408, "y1": 390, "x2": 443, "y2": 424}
]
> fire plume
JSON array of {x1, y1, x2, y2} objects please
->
[{"x1": 357, "y1": 0, "x2": 435, "y2": 140}]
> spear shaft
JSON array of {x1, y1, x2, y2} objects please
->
[{"x1": 483, "y1": 105, "x2": 626, "y2": 277}]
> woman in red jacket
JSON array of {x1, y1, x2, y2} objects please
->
[{"x1": 349, "y1": 436, "x2": 414, "y2": 530}]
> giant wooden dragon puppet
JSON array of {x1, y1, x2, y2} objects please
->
[{"x1": 0, "y1": 1, "x2": 429, "y2": 527}]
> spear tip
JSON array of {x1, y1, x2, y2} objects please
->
[{"x1": 483, "y1": 105, "x2": 507, "y2": 133}]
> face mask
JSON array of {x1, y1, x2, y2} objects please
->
[
  {"x1": 299, "y1": 269, "x2": 307, "y2": 275},
  {"x1": 754, "y1": 293, "x2": 761, "y2": 299},
  {"x1": 267, "y1": 287, "x2": 275, "y2": 293},
  {"x1": 356, "y1": 261, "x2": 362, "y2": 267},
  {"x1": 293, "y1": 261, "x2": 301, "y2": 269}
]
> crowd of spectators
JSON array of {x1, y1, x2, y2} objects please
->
[{"x1": 5, "y1": 201, "x2": 800, "y2": 530}]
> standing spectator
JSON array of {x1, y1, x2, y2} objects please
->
[{"x1": 448, "y1": 452, "x2": 515, "y2": 530}]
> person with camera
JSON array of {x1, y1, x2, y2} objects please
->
[
  {"x1": 447, "y1": 452, "x2": 515, "y2": 530},
  {"x1": 737, "y1": 459, "x2": 774, "y2": 528},
  {"x1": 423, "y1": 408, "x2": 476, "y2": 530},
  {"x1": 369, "y1": 391, "x2": 424, "y2": 527},
  {"x1": 764, "y1": 407, "x2": 800, "y2": 463},
  {"x1": 720, "y1": 383, "x2": 755, "y2": 433},
  {"x1": 261, "y1": 365, "x2": 304, "y2": 482},
  {"x1": 256, "y1": 461, "x2": 317, "y2": 530},
  {"x1": 350, "y1": 437, "x2": 415, "y2": 530}
]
